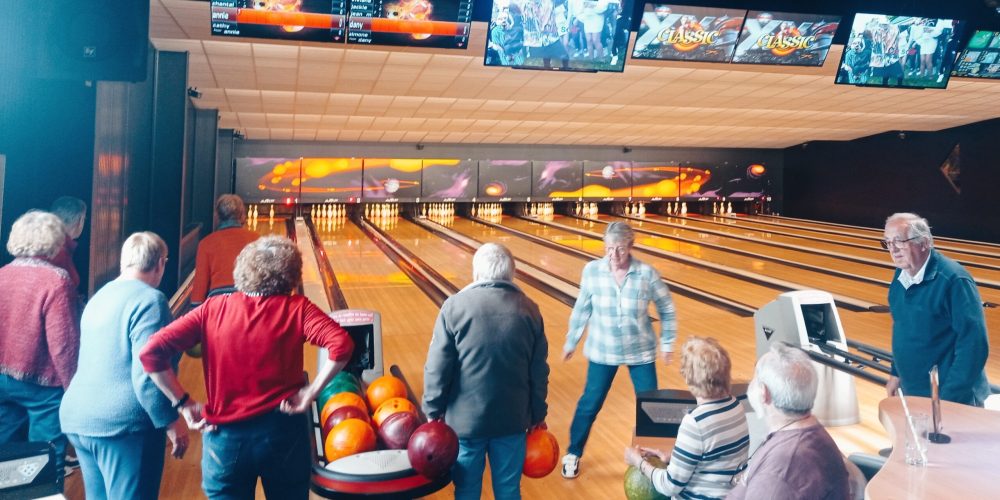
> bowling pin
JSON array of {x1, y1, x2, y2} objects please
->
[
  {"x1": 727, "y1": 202, "x2": 733, "y2": 215},
  {"x1": 639, "y1": 202, "x2": 646, "y2": 216},
  {"x1": 248, "y1": 205, "x2": 253, "y2": 221},
  {"x1": 681, "y1": 202, "x2": 688, "y2": 216},
  {"x1": 252, "y1": 205, "x2": 259, "y2": 219},
  {"x1": 269, "y1": 204, "x2": 275, "y2": 220}
]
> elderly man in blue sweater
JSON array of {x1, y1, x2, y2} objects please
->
[
  {"x1": 60, "y1": 232, "x2": 188, "y2": 499},
  {"x1": 882, "y1": 213, "x2": 990, "y2": 406}
]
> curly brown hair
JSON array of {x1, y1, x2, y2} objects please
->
[{"x1": 234, "y1": 236, "x2": 302, "y2": 296}]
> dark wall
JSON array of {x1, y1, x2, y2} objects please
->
[
  {"x1": 0, "y1": 77, "x2": 96, "y2": 294},
  {"x1": 783, "y1": 118, "x2": 1000, "y2": 243},
  {"x1": 192, "y1": 108, "x2": 219, "y2": 236}
]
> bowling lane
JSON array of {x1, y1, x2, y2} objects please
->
[
  {"x1": 737, "y1": 214, "x2": 1000, "y2": 260},
  {"x1": 536, "y1": 215, "x2": 889, "y2": 306},
  {"x1": 612, "y1": 214, "x2": 1000, "y2": 306}
]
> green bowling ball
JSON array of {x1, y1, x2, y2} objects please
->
[
  {"x1": 318, "y1": 380, "x2": 362, "y2": 410},
  {"x1": 624, "y1": 457, "x2": 667, "y2": 500}
]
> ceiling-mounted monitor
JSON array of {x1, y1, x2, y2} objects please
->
[
  {"x1": 211, "y1": 0, "x2": 347, "y2": 42},
  {"x1": 346, "y1": 0, "x2": 474, "y2": 48},
  {"x1": 953, "y1": 30, "x2": 1000, "y2": 79},
  {"x1": 631, "y1": 3, "x2": 747, "y2": 62},
  {"x1": 835, "y1": 13, "x2": 964, "y2": 89},
  {"x1": 484, "y1": 0, "x2": 635, "y2": 72},
  {"x1": 731, "y1": 10, "x2": 840, "y2": 66}
]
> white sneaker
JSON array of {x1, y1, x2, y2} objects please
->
[{"x1": 561, "y1": 453, "x2": 580, "y2": 479}]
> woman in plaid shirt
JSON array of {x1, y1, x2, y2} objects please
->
[{"x1": 561, "y1": 221, "x2": 677, "y2": 478}]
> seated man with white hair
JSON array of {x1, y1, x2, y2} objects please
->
[
  {"x1": 728, "y1": 343, "x2": 849, "y2": 500},
  {"x1": 422, "y1": 243, "x2": 549, "y2": 500}
]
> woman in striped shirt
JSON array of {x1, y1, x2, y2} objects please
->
[{"x1": 625, "y1": 337, "x2": 750, "y2": 500}]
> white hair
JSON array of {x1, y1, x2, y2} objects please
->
[
  {"x1": 472, "y1": 243, "x2": 514, "y2": 282},
  {"x1": 120, "y1": 232, "x2": 167, "y2": 273},
  {"x1": 6, "y1": 211, "x2": 66, "y2": 259},
  {"x1": 755, "y1": 343, "x2": 817, "y2": 416},
  {"x1": 885, "y1": 212, "x2": 933, "y2": 247},
  {"x1": 604, "y1": 221, "x2": 635, "y2": 245}
]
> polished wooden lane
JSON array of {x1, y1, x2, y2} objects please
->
[{"x1": 731, "y1": 214, "x2": 1000, "y2": 261}]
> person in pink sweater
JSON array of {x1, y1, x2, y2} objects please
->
[{"x1": 0, "y1": 211, "x2": 80, "y2": 462}]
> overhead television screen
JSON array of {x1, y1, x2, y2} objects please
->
[
  {"x1": 234, "y1": 158, "x2": 303, "y2": 203},
  {"x1": 298, "y1": 157, "x2": 364, "y2": 203},
  {"x1": 632, "y1": 4, "x2": 746, "y2": 62},
  {"x1": 532, "y1": 161, "x2": 583, "y2": 200},
  {"x1": 478, "y1": 160, "x2": 532, "y2": 200},
  {"x1": 680, "y1": 162, "x2": 770, "y2": 199},
  {"x1": 347, "y1": 0, "x2": 473, "y2": 48},
  {"x1": 582, "y1": 161, "x2": 631, "y2": 199},
  {"x1": 835, "y1": 13, "x2": 963, "y2": 89},
  {"x1": 629, "y1": 162, "x2": 679, "y2": 199},
  {"x1": 210, "y1": 0, "x2": 347, "y2": 42},
  {"x1": 732, "y1": 10, "x2": 840, "y2": 66},
  {"x1": 953, "y1": 30, "x2": 1000, "y2": 79},
  {"x1": 421, "y1": 159, "x2": 478, "y2": 200},
  {"x1": 484, "y1": 0, "x2": 635, "y2": 72},
  {"x1": 361, "y1": 159, "x2": 423, "y2": 201}
]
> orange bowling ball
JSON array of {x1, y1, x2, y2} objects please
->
[
  {"x1": 522, "y1": 428, "x2": 560, "y2": 478},
  {"x1": 320, "y1": 392, "x2": 368, "y2": 426},
  {"x1": 324, "y1": 419, "x2": 376, "y2": 462},
  {"x1": 365, "y1": 375, "x2": 408, "y2": 412},
  {"x1": 372, "y1": 397, "x2": 417, "y2": 428}
]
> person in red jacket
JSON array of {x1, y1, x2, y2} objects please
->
[
  {"x1": 190, "y1": 194, "x2": 259, "y2": 305},
  {"x1": 140, "y1": 236, "x2": 354, "y2": 499},
  {"x1": 0, "y1": 211, "x2": 80, "y2": 464}
]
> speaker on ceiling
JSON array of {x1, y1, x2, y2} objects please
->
[{"x1": 0, "y1": 0, "x2": 150, "y2": 82}]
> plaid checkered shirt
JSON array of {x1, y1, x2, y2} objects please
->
[{"x1": 564, "y1": 256, "x2": 677, "y2": 365}]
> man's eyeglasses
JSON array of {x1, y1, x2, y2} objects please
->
[{"x1": 880, "y1": 237, "x2": 919, "y2": 250}]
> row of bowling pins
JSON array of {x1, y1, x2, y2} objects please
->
[
  {"x1": 665, "y1": 202, "x2": 688, "y2": 216},
  {"x1": 471, "y1": 203, "x2": 503, "y2": 218},
  {"x1": 246, "y1": 204, "x2": 275, "y2": 221},
  {"x1": 573, "y1": 202, "x2": 599, "y2": 217},
  {"x1": 420, "y1": 203, "x2": 454, "y2": 218},
  {"x1": 311, "y1": 204, "x2": 347, "y2": 219},
  {"x1": 365, "y1": 203, "x2": 399, "y2": 219},
  {"x1": 526, "y1": 203, "x2": 552, "y2": 217},
  {"x1": 315, "y1": 215, "x2": 346, "y2": 231},
  {"x1": 712, "y1": 202, "x2": 734, "y2": 215},
  {"x1": 623, "y1": 202, "x2": 647, "y2": 216}
]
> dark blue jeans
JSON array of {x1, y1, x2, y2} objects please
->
[
  {"x1": 201, "y1": 410, "x2": 310, "y2": 500},
  {"x1": 567, "y1": 361, "x2": 656, "y2": 457},
  {"x1": 0, "y1": 374, "x2": 66, "y2": 459},
  {"x1": 453, "y1": 432, "x2": 527, "y2": 500}
]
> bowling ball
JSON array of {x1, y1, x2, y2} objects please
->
[
  {"x1": 522, "y1": 428, "x2": 559, "y2": 478},
  {"x1": 372, "y1": 397, "x2": 417, "y2": 427},
  {"x1": 320, "y1": 392, "x2": 368, "y2": 426},
  {"x1": 322, "y1": 405, "x2": 370, "y2": 438},
  {"x1": 377, "y1": 410, "x2": 422, "y2": 450},
  {"x1": 407, "y1": 421, "x2": 459, "y2": 479},
  {"x1": 624, "y1": 457, "x2": 667, "y2": 500},
  {"x1": 324, "y1": 419, "x2": 376, "y2": 462},
  {"x1": 365, "y1": 375, "x2": 408, "y2": 412},
  {"x1": 319, "y1": 379, "x2": 362, "y2": 408},
  {"x1": 332, "y1": 371, "x2": 361, "y2": 387}
]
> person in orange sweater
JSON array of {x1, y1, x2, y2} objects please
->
[{"x1": 191, "y1": 195, "x2": 259, "y2": 305}]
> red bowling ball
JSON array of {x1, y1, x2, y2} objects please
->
[
  {"x1": 378, "y1": 411, "x2": 422, "y2": 450},
  {"x1": 407, "y1": 421, "x2": 459, "y2": 479},
  {"x1": 522, "y1": 428, "x2": 559, "y2": 478},
  {"x1": 323, "y1": 405, "x2": 370, "y2": 438}
]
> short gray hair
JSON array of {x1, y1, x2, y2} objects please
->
[
  {"x1": 6, "y1": 211, "x2": 66, "y2": 259},
  {"x1": 120, "y1": 232, "x2": 168, "y2": 273},
  {"x1": 604, "y1": 221, "x2": 635, "y2": 245},
  {"x1": 50, "y1": 196, "x2": 87, "y2": 228},
  {"x1": 234, "y1": 236, "x2": 301, "y2": 296},
  {"x1": 754, "y1": 343, "x2": 817, "y2": 416},
  {"x1": 473, "y1": 243, "x2": 515, "y2": 282},
  {"x1": 885, "y1": 212, "x2": 933, "y2": 247},
  {"x1": 216, "y1": 194, "x2": 246, "y2": 223}
]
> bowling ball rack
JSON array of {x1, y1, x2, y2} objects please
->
[{"x1": 308, "y1": 365, "x2": 451, "y2": 499}]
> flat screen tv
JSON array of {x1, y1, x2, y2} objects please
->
[
  {"x1": 361, "y1": 159, "x2": 423, "y2": 201},
  {"x1": 346, "y1": 0, "x2": 473, "y2": 48},
  {"x1": 953, "y1": 30, "x2": 1000, "y2": 79},
  {"x1": 421, "y1": 159, "x2": 478, "y2": 200},
  {"x1": 234, "y1": 157, "x2": 304, "y2": 203},
  {"x1": 299, "y1": 157, "x2": 364, "y2": 203},
  {"x1": 582, "y1": 161, "x2": 631, "y2": 199},
  {"x1": 835, "y1": 13, "x2": 964, "y2": 89},
  {"x1": 532, "y1": 161, "x2": 583, "y2": 200},
  {"x1": 210, "y1": 0, "x2": 347, "y2": 42},
  {"x1": 732, "y1": 10, "x2": 840, "y2": 66},
  {"x1": 478, "y1": 160, "x2": 532, "y2": 201},
  {"x1": 484, "y1": 0, "x2": 635, "y2": 72},
  {"x1": 631, "y1": 4, "x2": 746, "y2": 62}
]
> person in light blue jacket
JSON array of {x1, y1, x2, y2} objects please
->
[{"x1": 60, "y1": 232, "x2": 188, "y2": 500}]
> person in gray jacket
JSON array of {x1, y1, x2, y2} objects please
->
[{"x1": 422, "y1": 243, "x2": 549, "y2": 500}]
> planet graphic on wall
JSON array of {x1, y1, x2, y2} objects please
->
[
  {"x1": 384, "y1": 178, "x2": 400, "y2": 193},
  {"x1": 601, "y1": 165, "x2": 615, "y2": 179},
  {"x1": 483, "y1": 182, "x2": 507, "y2": 197},
  {"x1": 747, "y1": 164, "x2": 766, "y2": 179}
]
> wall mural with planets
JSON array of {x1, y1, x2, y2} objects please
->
[
  {"x1": 234, "y1": 156, "x2": 772, "y2": 202},
  {"x1": 421, "y1": 159, "x2": 478, "y2": 200},
  {"x1": 478, "y1": 160, "x2": 532, "y2": 201},
  {"x1": 361, "y1": 159, "x2": 423, "y2": 201}
]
